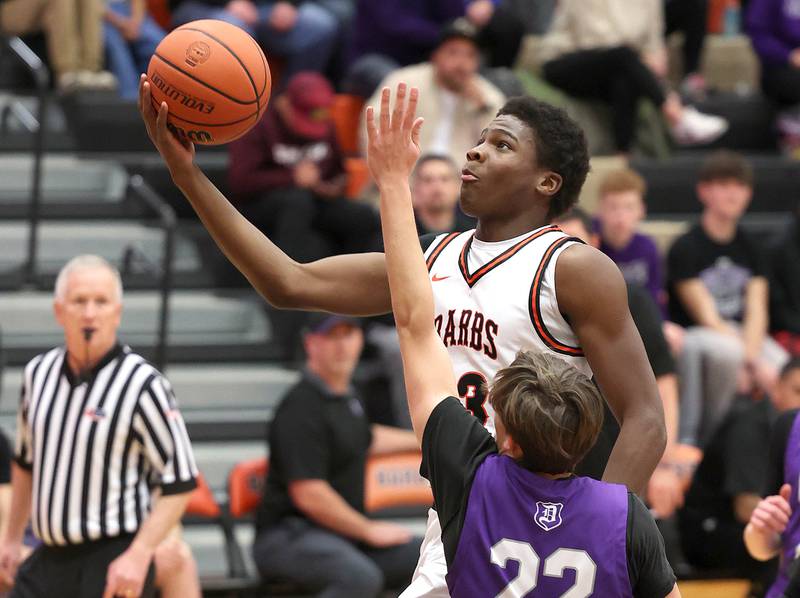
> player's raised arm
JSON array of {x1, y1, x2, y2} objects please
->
[
  {"x1": 366, "y1": 84, "x2": 457, "y2": 443},
  {"x1": 137, "y1": 74, "x2": 391, "y2": 316}
]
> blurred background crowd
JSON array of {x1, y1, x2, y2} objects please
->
[{"x1": 2, "y1": 0, "x2": 800, "y2": 596}]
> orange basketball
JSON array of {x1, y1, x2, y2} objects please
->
[{"x1": 147, "y1": 19, "x2": 271, "y2": 145}]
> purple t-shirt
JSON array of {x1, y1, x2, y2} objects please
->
[
  {"x1": 421, "y1": 397, "x2": 676, "y2": 597},
  {"x1": 746, "y1": 0, "x2": 800, "y2": 67},
  {"x1": 600, "y1": 232, "x2": 664, "y2": 313},
  {"x1": 768, "y1": 411, "x2": 800, "y2": 598}
]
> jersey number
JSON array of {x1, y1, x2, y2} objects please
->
[
  {"x1": 490, "y1": 539, "x2": 596, "y2": 598},
  {"x1": 458, "y1": 372, "x2": 488, "y2": 425}
]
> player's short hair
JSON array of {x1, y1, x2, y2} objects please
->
[
  {"x1": 599, "y1": 168, "x2": 647, "y2": 199},
  {"x1": 496, "y1": 97, "x2": 590, "y2": 219},
  {"x1": 780, "y1": 358, "x2": 800, "y2": 379},
  {"x1": 553, "y1": 206, "x2": 593, "y2": 238},
  {"x1": 698, "y1": 150, "x2": 754, "y2": 187},
  {"x1": 54, "y1": 255, "x2": 123, "y2": 303},
  {"x1": 489, "y1": 350, "x2": 603, "y2": 474},
  {"x1": 413, "y1": 153, "x2": 459, "y2": 180}
]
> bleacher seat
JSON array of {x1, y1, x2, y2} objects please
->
[
  {"x1": 0, "y1": 221, "x2": 206, "y2": 290},
  {"x1": 0, "y1": 290, "x2": 276, "y2": 366},
  {"x1": 0, "y1": 155, "x2": 129, "y2": 217}
]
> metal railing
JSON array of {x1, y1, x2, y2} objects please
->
[
  {"x1": 0, "y1": 37, "x2": 176, "y2": 371},
  {"x1": 0, "y1": 36, "x2": 49, "y2": 284},
  {"x1": 128, "y1": 175, "x2": 176, "y2": 371}
]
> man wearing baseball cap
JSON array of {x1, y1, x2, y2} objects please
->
[
  {"x1": 360, "y1": 18, "x2": 506, "y2": 171},
  {"x1": 252, "y1": 313, "x2": 422, "y2": 597},
  {"x1": 227, "y1": 72, "x2": 380, "y2": 357}
]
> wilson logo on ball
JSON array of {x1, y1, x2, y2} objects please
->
[
  {"x1": 151, "y1": 70, "x2": 216, "y2": 114},
  {"x1": 167, "y1": 122, "x2": 213, "y2": 144},
  {"x1": 185, "y1": 41, "x2": 211, "y2": 67}
]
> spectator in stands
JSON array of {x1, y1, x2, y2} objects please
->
[
  {"x1": 412, "y1": 154, "x2": 475, "y2": 236},
  {"x1": 679, "y1": 359, "x2": 800, "y2": 590},
  {"x1": 539, "y1": 0, "x2": 728, "y2": 154},
  {"x1": 368, "y1": 154, "x2": 474, "y2": 430},
  {"x1": 462, "y1": 0, "x2": 525, "y2": 68},
  {"x1": 345, "y1": 0, "x2": 464, "y2": 96},
  {"x1": 668, "y1": 151, "x2": 789, "y2": 448},
  {"x1": 597, "y1": 167, "x2": 665, "y2": 312},
  {"x1": 360, "y1": 20, "x2": 505, "y2": 172},
  {"x1": 104, "y1": 0, "x2": 165, "y2": 100},
  {"x1": 771, "y1": 204, "x2": 800, "y2": 356},
  {"x1": 228, "y1": 72, "x2": 379, "y2": 356},
  {"x1": 746, "y1": 0, "x2": 800, "y2": 107},
  {"x1": 252, "y1": 314, "x2": 422, "y2": 598},
  {"x1": 169, "y1": 0, "x2": 339, "y2": 83},
  {"x1": 502, "y1": 0, "x2": 556, "y2": 34},
  {"x1": 664, "y1": 0, "x2": 709, "y2": 98},
  {"x1": 0, "y1": 0, "x2": 117, "y2": 91},
  {"x1": 746, "y1": 0, "x2": 800, "y2": 151},
  {"x1": 556, "y1": 207, "x2": 699, "y2": 519}
]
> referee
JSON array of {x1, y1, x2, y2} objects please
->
[{"x1": 0, "y1": 255, "x2": 198, "y2": 598}]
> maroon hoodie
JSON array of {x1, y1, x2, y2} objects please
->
[{"x1": 227, "y1": 108, "x2": 346, "y2": 203}]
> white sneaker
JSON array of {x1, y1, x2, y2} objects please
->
[
  {"x1": 77, "y1": 70, "x2": 118, "y2": 90},
  {"x1": 670, "y1": 106, "x2": 729, "y2": 145},
  {"x1": 57, "y1": 71, "x2": 81, "y2": 93}
]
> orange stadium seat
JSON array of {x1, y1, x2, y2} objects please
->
[
  {"x1": 345, "y1": 157, "x2": 370, "y2": 199},
  {"x1": 364, "y1": 451, "x2": 433, "y2": 513},
  {"x1": 185, "y1": 473, "x2": 221, "y2": 519},
  {"x1": 331, "y1": 94, "x2": 365, "y2": 156},
  {"x1": 228, "y1": 457, "x2": 269, "y2": 518}
]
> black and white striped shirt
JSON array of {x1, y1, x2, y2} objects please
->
[{"x1": 15, "y1": 344, "x2": 198, "y2": 546}]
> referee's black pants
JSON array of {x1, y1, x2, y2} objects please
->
[
  {"x1": 11, "y1": 534, "x2": 156, "y2": 598},
  {"x1": 542, "y1": 46, "x2": 667, "y2": 152}
]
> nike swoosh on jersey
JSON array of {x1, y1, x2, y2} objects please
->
[{"x1": 432, "y1": 274, "x2": 451, "y2": 282}]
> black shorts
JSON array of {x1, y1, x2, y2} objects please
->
[{"x1": 10, "y1": 534, "x2": 156, "y2": 598}]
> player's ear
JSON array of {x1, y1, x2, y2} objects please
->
[
  {"x1": 536, "y1": 172, "x2": 562, "y2": 198},
  {"x1": 502, "y1": 435, "x2": 524, "y2": 461}
]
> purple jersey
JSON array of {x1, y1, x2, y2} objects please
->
[
  {"x1": 767, "y1": 414, "x2": 800, "y2": 598},
  {"x1": 447, "y1": 455, "x2": 633, "y2": 597}
]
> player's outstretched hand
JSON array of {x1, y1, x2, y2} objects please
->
[
  {"x1": 137, "y1": 74, "x2": 195, "y2": 179},
  {"x1": 365, "y1": 83, "x2": 424, "y2": 189},
  {"x1": 363, "y1": 521, "x2": 413, "y2": 548},
  {"x1": 749, "y1": 484, "x2": 793, "y2": 536}
]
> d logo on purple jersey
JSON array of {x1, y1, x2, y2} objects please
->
[{"x1": 534, "y1": 501, "x2": 563, "y2": 531}]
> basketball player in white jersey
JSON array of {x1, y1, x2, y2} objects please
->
[{"x1": 138, "y1": 76, "x2": 665, "y2": 597}]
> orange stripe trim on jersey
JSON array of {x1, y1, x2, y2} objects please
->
[
  {"x1": 528, "y1": 236, "x2": 585, "y2": 357},
  {"x1": 426, "y1": 232, "x2": 461, "y2": 272},
  {"x1": 458, "y1": 225, "x2": 561, "y2": 288}
]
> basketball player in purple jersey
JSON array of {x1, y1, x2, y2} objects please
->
[
  {"x1": 138, "y1": 76, "x2": 665, "y2": 596},
  {"x1": 745, "y1": 360, "x2": 800, "y2": 598},
  {"x1": 368, "y1": 83, "x2": 678, "y2": 597}
]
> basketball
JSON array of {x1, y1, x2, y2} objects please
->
[{"x1": 146, "y1": 19, "x2": 271, "y2": 145}]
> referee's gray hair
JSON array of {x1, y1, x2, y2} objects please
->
[{"x1": 54, "y1": 255, "x2": 123, "y2": 303}]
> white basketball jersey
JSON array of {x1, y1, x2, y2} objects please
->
[{"x1": 424, "y1": 224, "x2": 592, "y2": 434}]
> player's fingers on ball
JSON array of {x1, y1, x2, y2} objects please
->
[
  {"x1": 379, "y1": 87, "x2": 390, "y2": 132},
  {"x1": 392, "y1": 83, "x2": 406, "y2": 130}
]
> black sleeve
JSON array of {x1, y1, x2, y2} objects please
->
[
  {"x1": 0, "y1": 432, "x2": 11, "y2": 485},
  {"x1": 666, "y1": 234, "x2": 699, "y2": 284},
  {"x1": 626, "y1": 493, "x2": 677, "y2": 597},
  {"x1": 270, "y1": 392, "x2": 332, "y2": 481},
  {"x1": 421, "y1": 397, "x2": 497, "y2": 565},
  {"x1": 627, "y1": 285, "x2": 675, "y2": 377},
  {"x1": 723, "y1": 407, "x2": 771, "y2": 497},
  {"x1": 765, "y1": 410, "x2": 798, "y2": 496}
]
